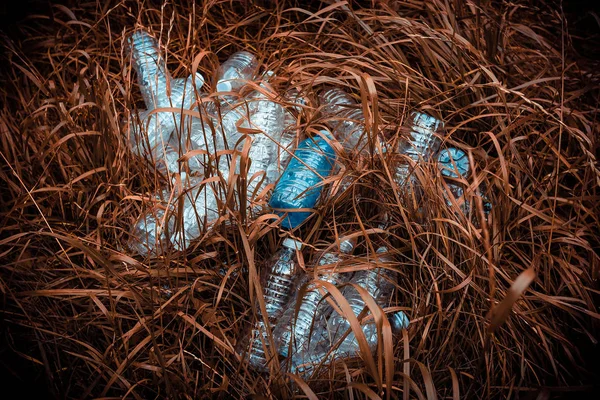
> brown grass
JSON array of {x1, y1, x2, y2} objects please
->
[{"x1": 1, "y1": 0, "x2": 599, "y2": 398}]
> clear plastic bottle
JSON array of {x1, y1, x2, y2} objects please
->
[
  {"x1": 128, "y1": 30, "x2": 172, "y2": 109},
  {"x1": 128, "y1": 177, "x2": 221, "y2": 255},
  {"x1": 245, "y1": 238, "x2": 303, "y2": 371},
  {"x1": 325, "y1": 246, "x2": 408, "y2": 355},
  {"x1": 128, "y1": 74, "x2": 205, "y2": 170},
  {"x1": 292, "y1": 247, "x2": 409, "y2": 375},
  {"x1": 437, "y1": 148, "x2": 491, "y2": 216},
  {"x1": 129, "y1": 95, "x2": 287, "y2": 255},
  {"x1": 269, "y1": 131, "x2": 337, "y2": 229},
  {"x1": 394, "y1": 112, "x2": 445, "y2": 195},
  {"x1": 273, "y1": 238, "x2": 356, "y2": 358},
  {"x1": 267, "y1": 88, "x2": 306, "y2": 183},
  {"x1": 216, "y1": 51, "x2": 259, "y2": 93},
  {"x1": 319, "y1": 88, "x2": 367, "y2": 151}
]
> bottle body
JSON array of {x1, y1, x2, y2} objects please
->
[
  {"x1": 269, "y1": 132, "x2": 336, "y2": 229},
  {"x1": 319, "y1": 88, "x2": 366, "y2": 151},
  {"x1": 128, "y1": 70, "x2": 206, "y2": 173},
  {"x1": 216, "y1": 51, "x2": 259, "y2": 93},
  {"x1": 394, "y1": 112, "x2": 445, "y2": 194},
  {"x1": 274, "y1": 239, "x2": 356, "y2": 358},
  {"x1": 245, "y1": 238, "x2": 303, "y2": 371},
  {"x1": 293, "y1": 247, "x2": 410, "y2": 376},
  {"x1": 128, "y1": 178, "x2": 221, "y2": 255}
]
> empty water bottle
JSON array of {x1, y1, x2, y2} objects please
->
[
  {"x1": 293, "y1": 247, "x2": 409, "y2": 375},
  {"x1": 325, "y1": 246, "x2": 409, "y2": 355},
  {"x1": 274, "y1": 238, "x2": 356, "y2": 358},
  {"x1": 245, "y1": 238, "x2": 303, "y2": 370},
  {"x1": 437, "y1": 147, "x2": 491, "y2": 216},
  {"x1": 128, "y1": 30, "x2": 208, "y2": 173},
  {"x1": 216, "y1": 51, "x2": 259, "y2": 93},
  {"x1": 267, "y1": 88, "x2": 307, "y2": 183},
  {"x1": 394, "y1": 112, "x2": 446, "y2": 195},
  {"x1": 269, "y1": 131, "x2": 337, "y2": 229},
  {"x1": 128, "y1": 30, "x2": 172, "y2": 109},
  {"x1": 128, "y1": 74, "x2": 205, "y2": 169},
  {"x1": 319, "y1": 88, "x2": 367, "y2": 151},
  {"x1": 128, "y1": 177, "x2": 221, "y2": 255}
]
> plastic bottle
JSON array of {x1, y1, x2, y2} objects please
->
[
  {"x1": 128, "y1": 30, "x2": 172, "y2": 109},
  {"x1": 128, "y1": 177, "x2": 221, "y2": 255},
  {"x1": 394, "y1": 112, "x2": 445, "y2": 194},
  {"x1": 292, "y1": 247, "x2": 409, "y2": 375},
  {"x1": 437, "y1": 147, "x2": 491, "y2": 216},
  {"x1": 129, "y1": 78, "x2": 292, "y2": 254},
  {"x1": 128, "y1": 74, "x2": 205, "y2": 170},
  {"x1": 216, "y1": 51, "x2": 259, "y2": 93},
  {"x1": 273, "y1": 238, "x2": 356, "y2": 358},
  {"x1": 325, "y1": 246, "x2": 409, "y2": 355},
  {"x1": 319, "y1": 88, "x2": 367, "y2": 151},
  {"x1": 245, "y1": 238, "x2": 303, "y2": 370},
  {"x1": 267, "y1": 88, "x2": 306, "y2": 183},
  {"x1": 269, "y1": 131, "x2": 337, "y2": 229}
]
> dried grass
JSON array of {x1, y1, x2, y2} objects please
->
[{"x1": 1, "y1": 0, "x2": 599, "y2": 398}]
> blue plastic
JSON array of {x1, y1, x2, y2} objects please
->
[{"x1": 269, "y1": 131, "x2": 336, "y2": 229}]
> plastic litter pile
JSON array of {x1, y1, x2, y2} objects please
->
[{"x1": 125, "y1": 29, "x2": 491, "y2": 376}]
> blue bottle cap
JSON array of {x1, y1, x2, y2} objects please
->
[{"x1": 438, "y1": 148, "x2": 469, "y2": 178}]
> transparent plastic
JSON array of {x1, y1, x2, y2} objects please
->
[
  {"x1": 291, "y1": 247, "x2": 409, "y2": 375},
  {"x1": 394, "y1": 112, "x2": 445, "y2": 192},
  {"x1": 128, "y1": 74, "x2": 205, "y2": 173},
  {"x1": 130, "y1": 76, "x2": 294, "y2": 254},
  {"x1": 319, "y1": 88, "x2": 366, "y2": 151},
  {"x1": 128, "y1": 30, "x2": 172, "y2": 109},
  {"x1": 269, "y1": 131, "x2": 336, "y2": 229},
  {"x1": 216, "y1": 51, "x2": 259, "y2": 93},
  {"x1": 437, "y1": 147, "x2": 491, "y2": 215},
  {"x1": 325, "y1": 247, "x2": 408, "y2": 354},
  {"x1": 128, "y1": 177, "x2": 221, "y2": 255},
  {"x1": 273, "y1": 238, "x2": 356, "y2": 358},
  {"x1": 245, "y1": 238, "x2": 303, "y2": 370}
]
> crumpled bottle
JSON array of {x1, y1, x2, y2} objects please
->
[
  {"x1": 127, "y1": 30, "x2": 209, "y2": 174},
  {"x1": 319, "y1": 88, "x2": 367, "y2": 152},
  {"x1": 244, "y1": 238, "x2": 303, "y2": 371},
  {"x1": 269, "y1": 130, "x2": 337, "y2": 229},
  {"x1": 273, "y1": 238, "x2": 356, "y2": 359},
  {"x1": 266, "y1": 88, "x2": 307, "y2": 184},
  {"x1": 129, "y1": 53, "x2": 298, "y2": 254},
  {"x1": 394, "y1": 112, "x2": 446, "y2": 199},
  {"x1": 292, "y1": 246, "x2": 409, "y2": 376},
  {"x1": 128, "y1": 176, "x2": 221, "y2": 255},
  {"x1": 216, "y1": 51, "x2": 260, "y2": 93}
]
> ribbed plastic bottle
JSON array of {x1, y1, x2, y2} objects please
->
[
  {"x1": 319, "y1": 88, "x2": 367, "y2": 151},
  {"x1": 269, "y1": 130, "x2": 337, "y2": 229},
  {"x1": 128, "y1": 177, "x2": 221, "y2": 255},
  {"x1": 216, "y1": 51, "x2": 259, "y2": 93},
  {"x1": 128, "y1": 30, "x2": 172, "y2": 109},
  {"x1": 292, "y1": 246, "x2": 409, "y2": 375},
  {"x1": 273, "y1": 238, "x2": 356, "y2": 358},
  {"x1": 129, "y1": 78, "x2": 291, "y2": 254},
  {"x1": 245, "y1": 238, "x2": 303, "y2": 371},
  {"x1": 437, "y1": 147, "x2": 491, "y2": 216},
  {"x1": 325, "y1": 246, "x2": 409, "y2": 355},
  {"x1": 394, "y1": 112, "x2": 445, "y2": 194},
  {"x1": 128, "y1": 30, "x2": 207, "y2": 173},
  {"x1": 128, "y1": 74, "x2": 205, "y2": 170}
]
